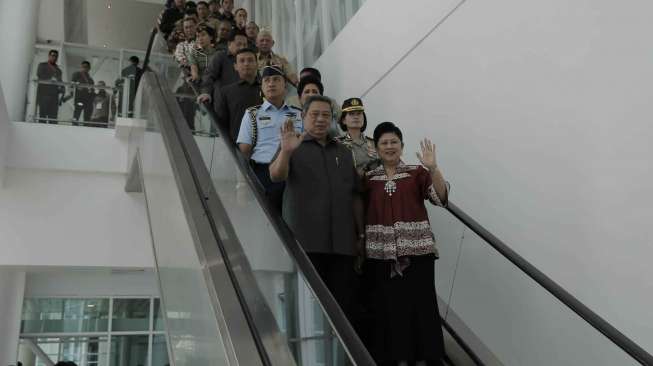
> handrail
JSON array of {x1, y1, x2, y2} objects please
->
[
  {"x1": 440, "y1": 317, "x2": 485, "y2": 366},
  {"x1": 32, "y1": 79, "x2": 117, "y2": 91},
  {"x1": 137, "y1": 27, "x2": 158, "y2": 91},
  {"x1": 147, "y1": 71, "x2": 275, "y2": 366},
  {"x1": 141, "y1": 23, "x2": 375, "y2": 365},
  {"x1": 195, "y1": 101, "x2": 377, "y2": 365},
  {"x1": 446, "y1": 203, "x2": 653, "y2": 365}
]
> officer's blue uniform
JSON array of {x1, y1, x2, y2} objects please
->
[
  {"x1": 236, "y1": 99, "x2": 303, "y2": 163},
  {"x1": 236, "y1": 98, "x2": 303, "y2": 212}
]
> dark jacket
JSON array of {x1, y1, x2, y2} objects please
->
[
  {"x1": 281, "y1": 135, "x2": 361, "y2": 256},
  {"x1": 36, "y1": 62, "x2": 63, "y2": 98},
  {"x1": 71, "y1": 71, "x2": 95, "y2": 102},
  {"x1": 159, "y1": 7, "x2": 184, "y2": 38}
]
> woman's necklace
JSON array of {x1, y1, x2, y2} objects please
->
[
  {"x1": 384, "y1": 167, "x2": 397, "y2": 196},
  {"x1": 384, "y1": 179, "x2": 397, "y2": 196}
]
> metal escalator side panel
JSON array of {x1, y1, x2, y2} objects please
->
[
  {"x1": 147, "y1": 71, "x2": 298, "y2": 366},
  {"x1": 137, "y1": 71, "x2": 268, "y2": 366}
]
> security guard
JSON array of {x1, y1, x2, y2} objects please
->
[
  {"x1": 237, "y1": 65, "x2": 303, "y2": 211},
  {"x1": 336, "y1": 97, "x2": 378, "y2": 175}
]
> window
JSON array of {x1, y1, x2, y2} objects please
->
[
  {"x1": 112, "y1": 299, "x2": 150, "y2": 332},
  {"x1": 20, "y1": 297, "x2": 169, "y2": 366}
]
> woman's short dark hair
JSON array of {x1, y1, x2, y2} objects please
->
[
  {"x1": 297, "y1": 76, "x2": 323, "y2": 97},
  {"x1": 300, "y1": 67, "x2": 322, "y2": 80},
  {"x1": 373, "y1": 121, "x2": 403, "y2": 147},
  {"x1": 339, "y1": 111, "x2": 367, "y2": 133}
]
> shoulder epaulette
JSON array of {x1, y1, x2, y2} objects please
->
[
  {"x1": 246, "y1": 106, "x2": 261, "y2": 150},
  {"x1": 289, "y1": 105, "x2": 302, "y2": 111},
  {"x1": 246, "y1": 104, "x2": 262, "y2": 112}
]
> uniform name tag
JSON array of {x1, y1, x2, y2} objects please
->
[{"x1": 259, "y1": 116, "x2": 272, "y2": 126}]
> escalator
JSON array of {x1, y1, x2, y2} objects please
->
[{"x1": 127, "y1": 30, "x2": 653, "y2": 366}]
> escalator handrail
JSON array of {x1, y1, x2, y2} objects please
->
[
  {"x1": 446, "y1": 203, "x2": 653, "y2": 365},
  {"x1": 195, "y1": 101, "x2": 377, "y2": 365},
  {"x1": 142, "y1": 29, "x2": 376, "y2": 366}
]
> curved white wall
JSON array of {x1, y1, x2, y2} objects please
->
[
  {"x1": 315, "y1": 0, "x2": 653, "y2": 360},
  {"x1": 0, "y1": 0, "x2": 39, "y2": 122}
]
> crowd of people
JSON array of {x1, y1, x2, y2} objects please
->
[
  {"x1": 159, "y1": 1, "x2": 451, "y2": 365},
  {"x1": 34, "y1": 50, "x2": 142, "y2": 127}
]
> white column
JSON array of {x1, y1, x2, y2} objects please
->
[
  {"x1": 0, "y1": 0, "x2": 40, "y2": 122},
  {"x1": 0, "y1": 84, "x2": 9, "y2": 187},
  {"x1": 0, "y1": 268, "x2": 26, "y2": 366},
  {"x1": 254, "y1": 0, "x2": 262, "y2": 25},
  {"x1": 294, "y1": 0, "x2": 305, "y2": 70},
  {"x1": 319, "y1": 0, "x2": 333, "y2": 52},
  {"x1": 271, "y1": 0, "x2": 281, "y2": 47}
]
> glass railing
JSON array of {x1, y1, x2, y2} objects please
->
[
  {"x1": 132, "y1": 71, "x2": 255, "y2": 366},
  {"x1": 131, "y1": 45, "x2": 374, "y2": 363},
  {"x1": 145, "y1": 23, "x2": 375, "y2": 362},
  {"x1": 194, "y1": 106, "x2": 370, "y2": 366},
  {"x1": 24, "y1": 43, "x2": 179, "y2": 126},
  {"x1": 26, "y1": 79, "x2": 118, "y2": 127}
]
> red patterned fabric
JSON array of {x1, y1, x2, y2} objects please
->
[{"x1": 364, "y1": 162, "x2": 447, "y2": 262}]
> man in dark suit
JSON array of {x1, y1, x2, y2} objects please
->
[
  {"x1": 36, "y1": 49, "x2": 64, "y2": 124},
  {"x1": 70, "y1": 60, "x2": 95, "y2": 124}
]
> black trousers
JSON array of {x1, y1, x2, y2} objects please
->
[
  {"x1": 73, "y1": 97, "x2": 94, "y2": 124},
  {"x1": 251, "y1": 161, "x2": 285, "y2": 213},
  {"x1": 307, "y1": 253, "x2": 359, "y2": 327},
  {"x1": 37, "y1": 95, "x2": 59, "y2": 124}
]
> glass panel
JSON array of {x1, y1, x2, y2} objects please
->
[
  {"x1": 22, "y1": 298, "x2": 109, "y2": 334},
  {"x1": 22, "y1": 298, "x2": 63, "y2": 333},
  {"x1": 35, "y1": 337, "x2": 61, "y2": 366},
  {"x1": 151, "y1": 335, "x2": 170, "y2": 366},
  {"x1": 109, "y1": 335, "x2": 149, "y2": 366},
  {"x1": 429, "y1": 207, "x2": 640, "y2": 365},
  {"x1": 61, "y1": 336, "x2": 109, "y2": 366},
  {"x1": 27, "y1": 337, "x2": 109, "y2": 366},
  {"x1": 64, "y1": 299, "x2": 110, "y2": 333},
  {"x1": 111, "y1": 299, "x2": 151, "y2": 332},
  {"x1": 152, "y1": 299, "x2": 165, "y2": 331},
  {"x1": 198, "y1": 123, "x2": 359, "y2": 365},
  {"x1": 136, "y1": 77, "x2": 230, "y2": 366},
  {"x1": 27, "y1": 79, "x2": 118, "y2": 127}
]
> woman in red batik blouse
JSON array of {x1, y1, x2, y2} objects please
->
[{"x1": 364, "y1": 121, "x2": 449, "y2": 366}]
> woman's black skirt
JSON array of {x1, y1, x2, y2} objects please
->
[{"x1": 366, "y1": 254, "x2": 444, "y2": 364}]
